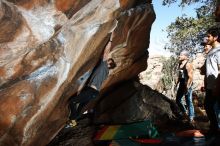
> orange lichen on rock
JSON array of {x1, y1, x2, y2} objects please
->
[
  {"x1": 0, "y1": 67, "x2": 6, "y2": 77},
  {"x1": 119, "y1": 0, "x2": 136, "y2": 10},
  {"x1": 55, "y1": 0, "x2": 75, "y2": 12},
  {"x1": 0, "y1": 81, "x2": 34, "y2": 137}
]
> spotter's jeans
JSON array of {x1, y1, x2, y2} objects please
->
[{"x1": 176, "y1": 86, "x2": 194, "y2": 120}]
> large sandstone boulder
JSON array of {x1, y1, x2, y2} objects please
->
[
  {"x1": 95, "y1": 81, "x2": 174, "y2": 125},
  {"x1": 0, "y1": 0, "x2": 155, "y2": 145}
]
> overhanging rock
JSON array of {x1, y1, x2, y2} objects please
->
[{"x1": 0, "y1": 0, "x2": 155, "y2": 145}]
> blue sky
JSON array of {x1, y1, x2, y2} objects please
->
[{"x1": 149, "y1": 1, "x2": 203, "y2": 56}]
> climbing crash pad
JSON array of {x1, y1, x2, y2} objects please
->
[{"x1": 94, "y1": 120, "x2": 159, "y2": 141}]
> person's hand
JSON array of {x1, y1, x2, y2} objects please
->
[
  {"x1": 200, "y1": 87, "x2": 205, "y2": 92},
  {"x1": 107, "y1": 58, "x2": 116, "y2": 69},
  {"x1": 183, "y1": 86, "x2": 188, "y2": 95},
  {"x1": 174, "y1": 84, "x2": 177, "y2": 90},
  {"x1": 174, "y1": 81, "x2": 179, "y2": 88}
]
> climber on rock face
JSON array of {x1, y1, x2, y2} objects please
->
[{"x1": 67, "y1": 33, "x2": 116, "y2": 127}]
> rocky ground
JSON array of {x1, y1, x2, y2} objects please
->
[
  {"x1": 47, "y1": 112, "x2": 220, "y2": 146},
  {"x1": 48, "y1": 117, "x2": 96, "y2": 146}
]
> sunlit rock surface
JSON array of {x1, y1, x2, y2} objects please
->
[
  {"x1": 139, "y1": 55, "x2": 164, "y2": 90},
  {"x1": 0, "y1": 0, "x2": 155, "y2": 146},
  {"x1": 192, "y1": 53, "x2": 206, "y2": 91},
  {"x1": 139, "y1": 53, "x2": 206, "y2": 99}
]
